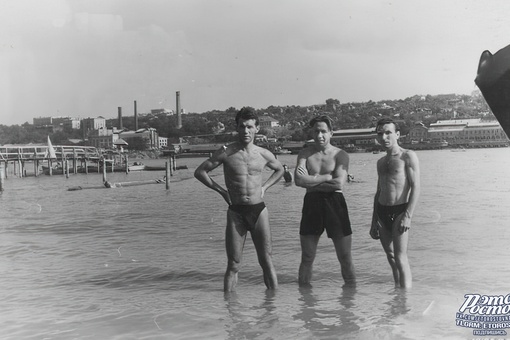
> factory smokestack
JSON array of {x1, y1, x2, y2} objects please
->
[
  {"x1": 176, "y1": 91, "x2": 182, "y2": 129},
  {"x1": 118, "y1": 107, "x2": 123, "y2": 129},
  {"x1": 134, "y1": 100, "x2": 138, "y2": 131}
]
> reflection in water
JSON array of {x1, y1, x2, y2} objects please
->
[
  {"x1": 224, "y1": 290, "x2": 279, "y2": 340},
  {"x1": 293, "y1": 285, "x2": 360, "y2": 338},
  {"x1": 377, "y1": 289, "x2": 410, "y2": 326}
]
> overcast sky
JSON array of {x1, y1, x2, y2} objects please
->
[{"x1": 1, "y1": 0, "x2": 510, "y2": 126}]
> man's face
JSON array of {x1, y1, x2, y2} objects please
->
[
  {"x1": 237, "y1": 119, "x2": 259, "y2": 144},
  {"x1": 376, "y1": 123, "x2": 400, "y2": 149},
  {"x1": 311, "y1": 121, "x2": 332, "y2": 147}
]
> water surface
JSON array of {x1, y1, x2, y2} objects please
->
[{"x1": 1, "y1": 148, "x2": 509, "y2": 339}]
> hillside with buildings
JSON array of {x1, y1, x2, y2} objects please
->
[{"x1": 0, "y1": 90, "x2": 508, "y2": 153}]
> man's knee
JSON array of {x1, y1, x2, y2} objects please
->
[
  {"x1": 337, "y1": 250, "x2": 352, "y2": 263},
  {"x1": 385, "y1": 250, "x2": 396, "y2": 262},
  {"x1": 394, "y1": 252, "x2": 409, "y2": 265},
  {"x1": 227, "y1": 258, "x2": 242, "y2": 273},
  {"x1": 301, "y1": 250, "x2": 316, "y2": 264},
  {"x1": 256, "y1": 250, "x2": 273, "y2": 266}
]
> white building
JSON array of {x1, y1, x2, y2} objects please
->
[
  {"x1": 259, "y1": 116, "x2": 279, "y2": 129},
  {"x1": 159, "y1": 136, "x2": 168, "y2": 148}
]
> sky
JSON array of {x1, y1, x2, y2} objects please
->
[{"x1": 1, "y1": 0, "x2": 510, "y2": 126}]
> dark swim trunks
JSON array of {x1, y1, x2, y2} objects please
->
[
  {"x1": 300, "y1": 191, "x2": 352, "y2": 238},
  {"x1": 376, "y1": 202, "x2": 408, "y2": 230},
  {"x1": 228, "y1": 202, "x2": 266, "y2": 231}
]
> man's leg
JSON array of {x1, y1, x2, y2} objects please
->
[
  {"x1": 298, "y1": 234, "x2": 320, "y2": 286},
  {"x1": 392, "y1": 214, "x2": 412, "y2": 288},
  {"x1": 251, "y1": 208, "x2": 278, "y2": 289},
  {"x1": 332, "y1": 235, "x2": 356, "y2": 285},
  {"x1": 379, "y1": 222, "x2": 400, "y2": 287},
  {"x1": 224, "y1": 210, "x2": 247, "y2": 292}
]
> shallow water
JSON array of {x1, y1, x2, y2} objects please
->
[{"x1": 1, "y1": 148, "x2": 509, "y2": 339}]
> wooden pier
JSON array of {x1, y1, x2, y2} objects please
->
[
  {"x1": 0, "y1": 144, "x2": 179, "y2": 192},
  {"x1": 0, "y1": 144, "x2": 101, "y2": 178}
]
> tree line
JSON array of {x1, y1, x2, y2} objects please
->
[{"x1": 0, "y1": 92, "x2": 494, "y2": 146}]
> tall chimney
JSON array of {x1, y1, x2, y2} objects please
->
[
  {"x1": 176, "y1": 91, "x2": 182, "y2": 129},
  {"x1": 134, "y1": 100, "x2": 138, "y2": 131},
  {"x1": 118, "y1": 107, "x2": 123, "y2": 129}
]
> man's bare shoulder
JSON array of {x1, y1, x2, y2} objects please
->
[
  {"x1": 297, "y1": 145, "x2": 315, "y2": 159},
  {"x1": 256, "y1": 145, "x2": 277, "y2": 159},
  {"x1": 332, "y1": 146, "x2": 348, "y2": 158},
  {"x1": 402, "y1": 149, "x2": 419, "y2": 164},
  {"x1": 221, "y1": 142, "x2": 242, "y2": 155},
  {"x1": 209, "y1": 142, "x2": 236, "y2": 161}
]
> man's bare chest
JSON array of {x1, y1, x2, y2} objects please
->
[
  {"x1": 307, "y1": 154, "x2": 336, "y2": 172},
  {"x1": 379, "y1": 158, "x2": 406, "y2": 176},
  {"x1": 225, "y1": 153, "x2": 264, "y2": 173}
]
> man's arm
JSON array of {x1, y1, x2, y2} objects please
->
[
  {"x1": 311, "y1": 150, "x2": 349, "y2": 192},
  {"x1": 399, "y1": 151, "x2": 421, "y2": 232},
  {"x1": 294, "y1": 151, "x2": 332, "y2": 188},
  {"x1": 260, "y1": 149, "x2": 284, "y2": 197},
  {"x1": 370, "y1": 176, "x2": 381, "y2": 240},
  {"x1": 194, "y1": 147, "x2": 231, "y2": 205}
]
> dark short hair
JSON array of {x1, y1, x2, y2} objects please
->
[
  {"x1": 235, "y1": 107, "x2": 259, "y2": 126},
  {"x1": 309, "y1": 115, "x2": 334, "y2": 131},
  {"x1": 376, "y1": 117, "x2": 400, "y2": 131}
]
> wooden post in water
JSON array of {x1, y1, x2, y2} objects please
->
[
  {"x1": 0, "y1": 163, "x2": 5, "y2": 191},
  {"x1": 125, "y1": 154, "x2": 129, "y2": 174},
  {"x1": 49, "y1": 159, "x2": 53, "y2": 176},
  {"x1": 3, "y1": 161, "x2": 7, "y2": 179},
  {"x1": 73, "y1": 149, "x2": 77, "y2": 174},
  {"x1": 84, "y1": 149, "x2": 89, "y2": 174},
  {"x1": 65, "y1": 159, "x2": 69, "y2": 179},
  {"x1": 33, "y1": 152, "x2": 38, "y2": 177},
  {"x1": 17, "y1": 149, "x2": 22, "y2": 178},
  {"x1": 172, "y1": 155, "x2": 177, "y2": 171},
  {"x1": 166, "y1": 160, "x2": 170, "y2": 190},
  {"x1": 19, "y1": 159, "x2": 24, "y2": 178},
  {"x1": 61, "y1": 146, "x2": 65, "y2": 172},
  {"x1": 102, "y1": 158, "x2": 107, "y2": 183}
]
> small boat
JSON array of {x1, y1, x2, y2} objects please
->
[
  {"x1": 128, "y1": 162, "x2": 145, "y2": 171},
  {"x1": 274, "y1": 148, "x2": 292, "y2": 155},
  {"x1": 344, "y1": 145, "x2": 366, "y2": 153},
  {"x1": 41, "y1": 165, "x2": 63, "y2": 175},
  {"x1": 144, "y1": 165, "x2": 166, "y2": 171}
]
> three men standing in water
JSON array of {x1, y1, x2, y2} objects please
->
[{"x1": 195, "y1": 109, "x2": 419, "y2": 291}]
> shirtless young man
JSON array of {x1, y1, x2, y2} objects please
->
[
  {"x1": 370, "y1": 118, "x2": 420, "y2": 289},
  {"x1": 194, "y1": 107, "x2": 284, "y2": 292},
  {"x1": 294, "y1": 115, "x2": 356, "y2": 287}
]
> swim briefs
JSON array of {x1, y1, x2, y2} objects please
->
[
  {"x1": 300, "y1": 191, "x2": 352, "y2": 238},
  {"x1": 228, "y1": 202, "x2": 266, "y2": 231},
  {"x1": 376, "y1": 202, "x2": 408, "y2": 230}
]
